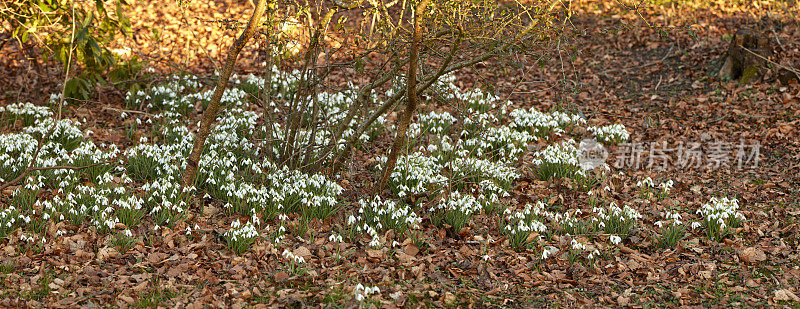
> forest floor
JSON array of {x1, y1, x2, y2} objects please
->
[{"x1": 1, "y1": 0, "x2": 800, "y2": 308}]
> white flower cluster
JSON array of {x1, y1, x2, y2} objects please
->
[
  {"x1": 459, "y1": 88, "x2": 512, "y2": 114},
  {"x1": 655, "y1": 211, "x2": 683, "y2": 228},
  {"x1": 446, "y1": 157, "x2": 519, "y2": 191},
  {"x1": 531, "y1": 139, "x2": 580, "y2": 180},
  {"x1": 225, "y1": 220, "x2": 259, "y2": 254},
  {"x1": 465, "y1": 126, "x2": 535, "y2": 161},
  {"x1": 453, "y1": 88, "x2": 513, "y2": 135},
  {"x1": 463, "y1": 108, "x2": 500, "y2": 134},
  {"x1": 510, "y1": 107, "x2": 558, "y2": 137},
  {"x1": 430, "y1": 191, "x2": 482, "y2": 232},
  {"x1": 587, "y1": 123, "x2": 629, "y2": 145},
  {"x1": 509, "y1": 107, "x2": 584, "y2": 138},
  {"x1": 556, "y1": 210, "x2": 592, "y2": 236},
  {"x1": 126, "y1": 78, "x2": 202, "y2": 115},
  {"x1": 418, "y1": 111, "x2": 457, "y2": 136},
  {"x1": 532, "y1": 139, "x2": 579, "y2": 167},
  {"x1": 0, "y1": 207, "x2": 22, "y2": 238},
  {"x1": 570, "y1": 239, "x2": 586, "y2": 251},
  {"x1": 636, "y1": 177, "x2": 654, "y2": 188},
  {"x1": 281, "y1": 249, "x2": 306, "y2": 264},
  {"x1": 268, "y1": 167, "x2": 343, "y2": 218},
  {"x1": 502, "y1": 202, "x2": 548, "y2": 250},
  {"x1": 24, "y1": 118, "x2": 84, "y2": 151},
  {"x1": 69, "y1": 141, "x2": 119, "y2": 180},
  {"x1": 380, "y1": 152, "x2": 447, "y2": 198},
  {"x1": 235, "y1": 68, "x2": 301, "y2": 105},
  {"x1": 242, "y1": 75, "x2": 383, "y2": 149},
  {"x1": 114, "y1": 190, "x2": 146, "y2": 226},
  {"x1": 424, "y1": 136, "x2": 464, "y2": 163},
  {"x1": 592, "y1": 202, "x2": 642, "y2": 237},
  {"x1": 549, "y1": 111, "x2": 587, "y2": 128},
  {"x1": 124, "y1": 142, "x2": 181, "y2": 182},
  {"x1": 0, "y1": 133, "x2": 38, "y2": 182},
  {"x1": 142, "y1": 179, "x2": 195, "y2": 225},
  {"x1": 424, "y1": 72, "x2": 461, "y2": 99},
  {"x1": 353, "y1": 284, "x2": 381, "y2": 302},
  {"x1": 655, "y1": 211, "x2": 687, "y2": 248},
  {"x1": 350, "y1": 196, "x2": 421, "y2": 242},
  {"x1": 697, "y1": 197, "x2": 745, "y2": 241},
  {"x1": 328, "y1": 233, "x2": 343, "y2": 243},
  {"x1": 220, "y1": 182, "x2": 274, "y2": 216},
  {"x1": 0, "y1": 102, "x2": 53, "y2": 126},
  {"x1": 473, "y1": 179, "x2": 511, "y2": 212},
  {"x1": 659, "y1": 179, "x2": 674, "y2": 196}
]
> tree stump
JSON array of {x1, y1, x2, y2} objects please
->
[{"x1": 718, "y1": 28, "x2": 772, "y2": 83}]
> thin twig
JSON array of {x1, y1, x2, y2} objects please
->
[
  {"x1": 771, "y1": 29, "x2": 785, "y2": 52},
  {"x1": 739, "y1": 44, "x2": 800, "y2": 76},
  {"x1": 68, "y1": 289, "x2": 111, "y2": 306}
]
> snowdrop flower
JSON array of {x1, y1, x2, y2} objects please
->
[
  {"x1": 609, "y1": 235, "x2": 622, "y2": 245},
  {"x1": 368, "y1": 236, "x2": 381, "y2": 248}
]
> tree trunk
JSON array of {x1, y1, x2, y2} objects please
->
[
  {"x1": 377, "y1": 0, "x2": 430, "y2": 192},
  {"x1": 180, "y1": 0, "x2": 269, "y2": 189}
]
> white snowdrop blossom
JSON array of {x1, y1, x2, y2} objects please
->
[
  {"x1": 353, "y1": 283, "x2": 381, "y2": 302},
  {"x1": 328, "y1": 233, "x2": 343, "y2": 243},
  {"x1": 282, "y1": 249, "x2": 306, "y2": 264}
]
